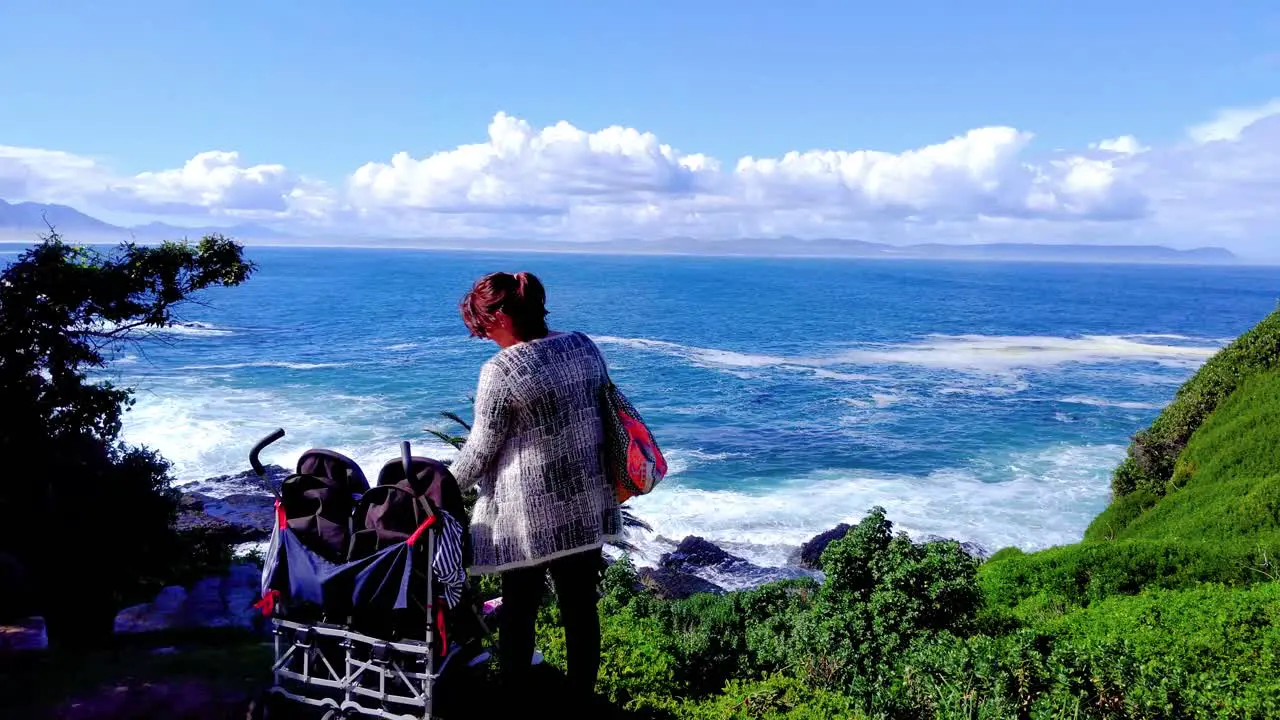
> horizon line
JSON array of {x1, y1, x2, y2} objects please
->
[{"x1": 2, "y1": 236, "x2": 1273, "y2": 268}]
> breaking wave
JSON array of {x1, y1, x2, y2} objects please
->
[
  {"x1": 622, "y1": 443, "x2": 1124, "y2": 569},
  {"x1": 176, "y1": 361, "x2": 352, "y2": 371},
  {"x1": 1060, "y1": 396, "x2": 1164, "y2": 411},
  {"x1": 594, "y1": 333, "x2": 1222, "y2": 376}
]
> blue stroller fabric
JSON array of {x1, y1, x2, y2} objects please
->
[{"x1": 263, "y1": 506, "x2": 467, "y2": 616}]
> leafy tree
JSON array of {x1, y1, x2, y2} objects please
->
[{"x1": 0, "y1": 229, "x2": 254, "y2": 647}]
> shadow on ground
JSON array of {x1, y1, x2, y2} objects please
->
[{"x1": 0, "y1": 629, "x2": 666, "y2": 720}]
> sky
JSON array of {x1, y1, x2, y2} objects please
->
[{"x1": 1, "y1": 1, "x2": 1279, "y2": 256}]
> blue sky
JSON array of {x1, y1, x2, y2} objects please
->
[{"x1": 1, "y1": 1, "x2": 1278, "y2": 255}]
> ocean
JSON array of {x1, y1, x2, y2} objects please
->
[{"x1": 51, "y1": 246, "x2": 1280, "y2": 574}]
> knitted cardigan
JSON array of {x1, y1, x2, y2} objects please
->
[{"x1": 449, "y1": 331, "x2": 621, "y2": 574}]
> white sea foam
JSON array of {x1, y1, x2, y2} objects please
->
[
  {"x1": 595, "y1": 336, "x2": 791, "y2": 370},
  {"x1": 1060, "y1": 396, "x2": 1163, "y2": 411},
  {"x1": 120, "y1": 379, "x2": 456, "y2": 493},
  {"x1": 620, "y1": 443, "x2": 1123, "y2": 569},
  {"x1": 663, "y1": 448, "x2": 742, "y2": 477},
  {"x1": 871, "y1": 393, "x2": 900, "y2": 408},
  {"x1": 384, "y1": 343, "x2": 420, "y2": 351},
  {"x1": 841, "y1": 392, "x2": 903, "y2": 410},
  {"x1": 836, "y1": 334, "x2": 1219, "y2": 372},
  {"x1": 809, "y1": 369, "x2": 879, "y2": 382},
  {"x1": 162, "y1": 321, "x2": 234, "y2": 337},
  {"x1": 596, "y1": 333, "x2": 1221, "y2": 377},
  {"x1": 84, "y1": 319, "x2": 234, "y2": 338},
  {"x1": 937, "y1": 379, "x2": 1032, "y2": 397},
  {"x1": 176, "y1": 361, "x2": 351, "y2": 371}
]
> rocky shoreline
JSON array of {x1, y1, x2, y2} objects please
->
[
  {"x1": 171, "y1": 466, "x2": 993, "y2": 603},
  {"x1": 631, "y1": 525, "x2": 991, "y2": 600},
  {"x1": 174, "y1": 465, "x2": 287, "y2": 546}
]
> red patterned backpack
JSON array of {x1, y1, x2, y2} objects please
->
[{"x1": 600, "y1": 372, "x2": 667, "y2": 503}]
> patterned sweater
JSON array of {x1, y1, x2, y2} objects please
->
[{"x1": 449, "y1": 331, "x2": 621, "y2": 574}]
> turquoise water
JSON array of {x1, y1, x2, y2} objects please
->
[{"x1": 71, "y1": 247, "x2": 1280, "y2": 569}]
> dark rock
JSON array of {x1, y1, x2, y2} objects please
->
[
  {"x1": 920, "y1": 534, "x2": 992, "y2": 561},
  {"x1": 172, "y1": 513, "x2": 243, "y2": 550},
  {"x1": 195, "y1": 493, "x2": 275, "y2": 535},
  {"x1": 638, "y1": 567, "x2": 725, "y2": 600},
  {"x1": 176, "y1": 492, "x2": 275, "y2": 544},
  {"x1": 114, "y1": 562, "x2": 266, "y2": 635},
  {"x1": 661, "y1": 536, "x2": 740, "y2": 570},
  {"x1": 791, "y1": 523, "x2": 853, "y2": 569},
  {"x1": 661, "y1": 536, "x2": 815, "y2": 589},
  {"x1": 179, "y1": 464, "x2": 288, "y2": 496}
]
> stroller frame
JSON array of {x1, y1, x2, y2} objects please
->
[{"x1": 250, "y1": 429, "x2": 479, "y2": 720}]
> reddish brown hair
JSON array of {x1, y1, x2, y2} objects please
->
[{"x1": 459, "y1": 271, "x2": 549, "y2": 341}]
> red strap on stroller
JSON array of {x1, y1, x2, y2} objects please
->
[
  {"x1": 254, "y1": 589, "x2": 280, "y2": 616},
  {"x1": 405, "y1": 514, "x2": 437, "y2": 547},
  {"x1": 274, "y1": 499, "x2": 287, "y2": 530},
  {"x1": 437, "y1": 606, "x2": 448, "y2": 657}
]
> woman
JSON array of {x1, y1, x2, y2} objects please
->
[{"x1": 449, "y1": 270, "x2": 620, "y2": 702}]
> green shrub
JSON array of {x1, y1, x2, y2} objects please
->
[
  {"x1": 1112, "y1": 306, "x2": 1280, "y2": 498},
  {"x1": 593, "y1": 555, "x2": 819, "y2": 699},
  {"x1": 1037, "y1": 582, "x2": 1280, "y2": 719},
  {"x1": 670, "y1": 674, "x2": 866, "y2": 719},
  {"x1": 794, "y1": 507, "x2": 982, "y2": 706},
  {"x1": 897, "y1": 630, "x2": 1052, "y2": 720}
]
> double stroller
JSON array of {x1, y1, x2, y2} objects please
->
[{"x1": 246, "y1": 429, "x2": 497, "y2": 720}]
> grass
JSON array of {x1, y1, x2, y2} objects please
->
[
  {"x1": 1089, "y1": 368, "x2": 1280, "y2": 544},
  {"x1": 1110, "y1": 306, "x2": 1280, "y2": 499}
]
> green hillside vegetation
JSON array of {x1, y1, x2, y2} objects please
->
[
  {"x1": 1092, "y1": 368, "x2": 1280, "y2": 544},
  {"x1": 1107, "y1": 308, "x2": 1280, "y2": 500}
]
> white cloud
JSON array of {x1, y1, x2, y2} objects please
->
[
  {"x1": 347, "y1": 112, "x2": 719, "y2": 214},
  {"x1": 0, "y1": 146, "x2": 112, "y2": 200},
  {"x1": 1187, "y1": 99, "x2": 1280, "y2": 143},
  {"x1": 120, "y1": 151, "x2": 296, "y2": 213},
  {"x1": 1090, "y1": 135, "x2": 1149, "y2": 155},
  {"x1": 350, "y1": 119, "x2": 1148, "y2": 235},
  {"x1": 3, "y1": 100, "x2": 1280, "y2": 257},
  {"x1": 0, "y1": 146, "x2": 331, "y2": 221}
]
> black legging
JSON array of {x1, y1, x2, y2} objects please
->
[{"x1": 498, "y1": 548, "x2": 603, "y2": 699}]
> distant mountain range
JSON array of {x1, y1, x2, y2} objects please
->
[
  {"x1": 0, "y1": 198, "x2": 1240, "y2": 264},
  {"x1": 0, "y1": 199, "x2": 292, "y2": 241}
]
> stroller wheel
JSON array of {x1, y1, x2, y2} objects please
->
[{"x1": 319, "y1": 711, "x2": 347, "y2": 720}]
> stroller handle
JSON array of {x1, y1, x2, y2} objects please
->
[
  {"x1": 401, "y1": 440, "x2": 437, "y2": 520},
  {"x1": 251, "y1": 428, "x2": 286, "y2": 481},
  {"x1": 400, "y1": 440, "x2": 414, "y2": 484}
]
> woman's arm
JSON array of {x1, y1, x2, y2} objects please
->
[{"x1": 450, "y1": 361, "x2": 513, "y2": 492}]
